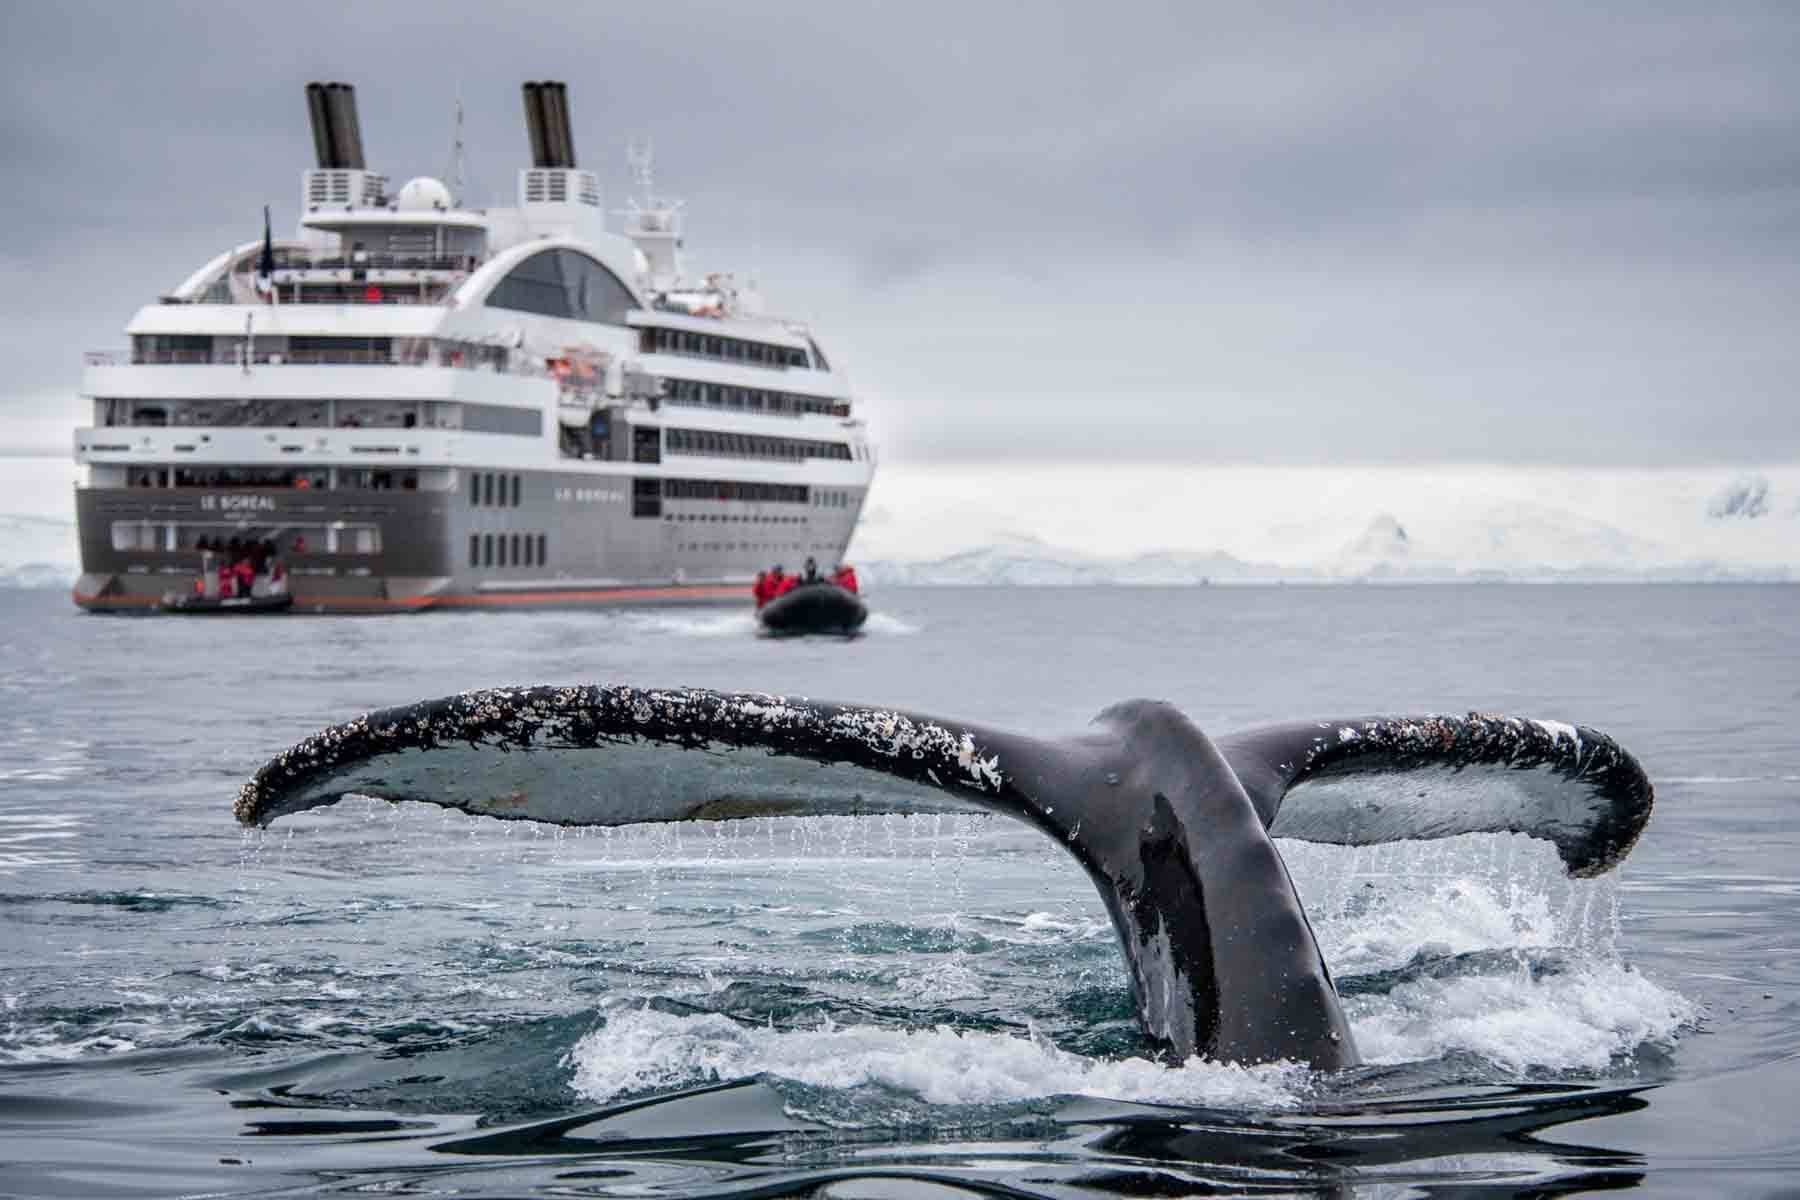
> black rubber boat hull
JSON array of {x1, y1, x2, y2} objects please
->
[
  {"x1": 158, "y1": 593, "x2": 295, "y2": 615},
  {"x1": 756, "y1": 583, "x2": 867, "y2": 636}
]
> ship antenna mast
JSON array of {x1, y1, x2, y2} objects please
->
[
  {"x1": 619, "y1": 136, "x2": 685, "y2": 292},
  {"x1": 444, "y1": 90, "x2": 467, "y2": 205},
  {"x1": 626, "y1": 136, "x2": 655, "y2": 206}
]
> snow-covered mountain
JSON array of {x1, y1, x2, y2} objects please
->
[
  {"x1": 862, "y1": 533, "x2": 1307, "y2": 586},
  {"x1": 849, "y1": 464, "x2": 1800, "y2": 585},
  {"x1": 858, "y1": 483, "x2": 1797, "y2": 586}
]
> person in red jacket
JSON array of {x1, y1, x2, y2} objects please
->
[
  {"x1": 752, "y1": 570, "x2": 770, "y2": 609},
  {"x1": 832, "y1": 563, "x2": 859, "y2": 594},
  {"x1": 773, "y1": 566, "x2": 799, "y2": 598}
]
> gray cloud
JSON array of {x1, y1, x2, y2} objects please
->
[{"x1": 3, "y1": 0, "x2": 1798, "y2": 464}]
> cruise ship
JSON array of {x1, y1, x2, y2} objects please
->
[{"x1": 71, "y1": 81, "x2": 875, "y2": 612}]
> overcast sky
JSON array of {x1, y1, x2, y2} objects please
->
[{"x1": 2, "y1": 0, "x2": 1797, "y2": 465}]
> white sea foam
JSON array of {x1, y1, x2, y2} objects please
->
[
  {"x1": 859, "y1": 611, "x2": 919, "y2": 636},
  {"x1": 1319, "y1": 874, "x2": 1566, "y2": 975},
  {"x1": 621, "y1": 610, "x2": 762, "y2": 639},
  {"x1": 0, "y1": 1030, "x2": 141, "y2": 1062},
  {"x1": 1351, "y1": 961, "x2": 1696, "y2": 1072},
  {"x1": 1294, "y1": 842, "x2": 1694, "y2": 1072},
  {"x1": 892, "y1": 961, "x2": 987, "y2": 1003},
  {"x1": 976, "y1": 910, "x2": 1110, "y2": 945},
  {"x1": 1284, "y1": 834, "x2": 1620, "y2": 970},
  {"x1": 565, "y1": 1005, "x2": 1307, "y2": 1110}
]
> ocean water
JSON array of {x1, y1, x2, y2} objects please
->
[{"x1": 0, "y1": 584, "x2": 1794, "y2": 1197}]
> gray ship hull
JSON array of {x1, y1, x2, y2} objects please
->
[{"x1": 73, "y1": 469, "x2": 865, "y2": 613}]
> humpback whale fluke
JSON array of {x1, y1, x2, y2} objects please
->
[{"x1": 236, "y1": 686, "x2": 1653, "y2": 1071}]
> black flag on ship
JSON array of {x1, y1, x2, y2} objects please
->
[{"x1": 254, "y1": 205, "x2": 276, "y2": 301}]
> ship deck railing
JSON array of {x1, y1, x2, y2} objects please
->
[
  {"x1": 86, "y1": 348, "x2": 542, "y2": 372},
  {"x1": 285, "y1": 253, "x2": 482, "y2": 273}
]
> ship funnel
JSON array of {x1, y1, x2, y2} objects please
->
[
  {"x1": 304, "y1": 81, "x2": 366, "y2": 170},
  {"x1": 521, "y1": 81, "x2": 577, "y2": 169}
]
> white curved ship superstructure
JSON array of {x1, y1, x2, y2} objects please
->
[{"x1": 71, "y1": 81, "x2": 874, "y2": 611}]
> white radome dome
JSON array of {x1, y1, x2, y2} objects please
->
[{"x1": 396, "y1": 176, "x2": 453, "y2": 211}]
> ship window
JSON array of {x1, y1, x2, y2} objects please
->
[
  {"x1": 510, "y1": 533, "x2": 521, "y2": 565},
  {"x1": 661, "y1": 427, "x2": 851, "y2": 463},
  {"x1": 469, "y1": 533, "x2": 479, "y2": 566},
  {"x1": 537, "y1": 533, "x2": 547, "y2": 564},
  {"x1": 132, "y1": 334, "x2": 212, "y2": 364},
  {"x1": 633, "y1": 426, "x2": 662, "y2": 464},
  {"x1": 511, "y1": 474, "x2": 522, "y2": 507},
  {"x1": 468, "y1": 470, "x2": 479, "y2": 506},
  {"x1": 482, "y1": 533, "x2": 493, "y2": 566},
  {"x1": 632, "y1": 477, "x2": 662, "y2": 519},
  {"x1": 498, "y1": 534, "x2": 509, "y2": 567},
  {"x1": 110, "y1": 520, "x2": 160, "y2": 551},
  {"x1": 486, "y1": 248, "x2": 635, "y2": 325}
]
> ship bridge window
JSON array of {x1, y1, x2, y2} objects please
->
[
  {"x1": 486, "y1": 248, "x2": 634, "y2": 325},
  {"x1": 132, "y1": 334, "x2": 213, "y2": 364},
  {"x1": 640, "y1": 327, "x2": 816, "y2": 370},
  {"x1": 290, "y1": 336, "x2": 393, "y2": 363}
]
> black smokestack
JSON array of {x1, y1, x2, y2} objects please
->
[
  {"x1": 326, "y1": 83, "x2": 366, "y2": 170},
  {"x1": 544, "y1": 81, "x2": 576, "y2": 168},
  {"x1": 305, "y1": 83, "x2": 334, "y2": 168},
  {"x1": 522, "y1": 81, "x2": 577, "y2": 169},
  {"x1": 304, "y1": 81, "x2": 366, "y2": 170},
  {"x1": 521, "y1": 82, "x2": 551, "y2": 168}
]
